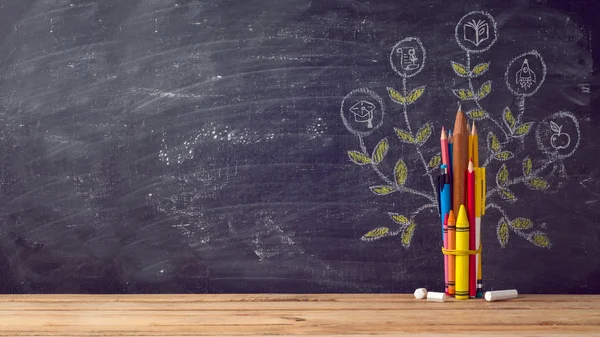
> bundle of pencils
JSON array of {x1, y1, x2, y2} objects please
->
[{"x1": 437, "y1": 105, "x2": 486, "y2": 299}]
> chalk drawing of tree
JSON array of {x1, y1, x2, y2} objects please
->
[{"x1": 342, "y1": 11, "x2": 581, "y2": 249}]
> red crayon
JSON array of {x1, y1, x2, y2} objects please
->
[{"x1": 467, "y1": 160, "x2": 476, "y2": 298}]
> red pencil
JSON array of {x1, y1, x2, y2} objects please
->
[
  {"x1": 467, "y1": 160, "x2": 476, "y2": 298},
  {"x1": 440, "y1": 127, "x2": 451, "y2": 177}
]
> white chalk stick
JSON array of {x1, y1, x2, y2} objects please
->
[
  {"x1": 426, "y1": 291, "x2": 446, "y2": 303},
  {"x1": 413, "y1": 288, "x2": 427, "y2": 299},
  {"x1": 484, "y1": 289, "x2": 518, "y2": 302}
]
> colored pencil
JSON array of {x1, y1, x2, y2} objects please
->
[
  {"x1": 455, "y1": 205, "x2": 470, "y2": 300},
  {"x1": 475, "y1": 167, "x2": 484, "y2": 298},
  {"x1": 472, "y1": 121, "x2": 479, "y2": 167},
  {"x1": 447, "y1": 210, "x2": 456, "y2": 296},
  {"x1": 467, "y1": 160, "x2": 476, "y2": 298},
  {"x1": 452, "y1": 105, "x2": 468, "y2": 216},
  {"x1": 441, "y1": 127, "x2": 451, "y2": 177}
]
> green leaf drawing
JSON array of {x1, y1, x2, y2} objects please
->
[
  {"x1": 452, "y1": 89, "x2": 474, "y2": 101},
  {"x1": 451, "y1": 61, "x2": 469, "y2": 77},
  {"x1": 487, "y1": 132, "x2": 501, "y2": 153},
  {"x1": 478, "y1": 80, "x2": 492, "y2": 99},
  {"x1": 348, "y1": 151, "x2": 372, "y2": 165},
  {"x1": 389, "y1": 213, "x2": 410, "y2": 225},
  {"x1": 499, "y1": 188, "x2": 517, "y2": 203},
  {"x1": 496, "y1": 163, "x2": 509, "y2": 186},
  {"x1": 394, "y1": 128, "x2": 414, "y2": 144},
  {"x1": 466, "y1": 109, "x2": 487, "y2": 120},
  {"x1": 428, "y1": 155, "x2": 441, "y2": 168},
  {"x1": 494, "y1": 151, "x2": 514, "y2": 161},
  {"x1": 528, "y1": 231, "x2": 552, "y2": 248},
  {"x1": 471, "y1": 62, "x2": 490, "y2": 76},
  {"x1": 371, "y1": 138, "x2": 389, "y2": 164},
  {"x1": 361, "y1": 227, "x2": 390, "y2": 242},
  {"x1": 394, "y1": 159, "x2": 408, "y2": 187},
  {"x1": 503, "y1": 107, "x2": 516, "y2": 131},
  {"x1": 401, "y1": 222, "x2": 416, "y2": 248},
  {"x1": 406, "y1": 86, "x2": 426, "y2": 104},
  {"x1": 523, "y1": 157, "x2": 533, "y2": 176},
  {"x1": 514, "y1": 122, "x2": 534, "y2": 137},
  {"x1": 388, "y1": 87, "x2": 406, "y2": 104},
  {"x1": 370, "y1": 185, "x2": 396, "y2": 195},
  {"x1": 497, "y1": 219, "x2": 509, "y2": 248},
  {"x1": 415, "y1": 123, "x2": 432, "y2": 146},
  {"x1": 511, "y1": 218, "x2": 533, "y2": 230},
  {"x1": 527, "y1": 177, "x2": 549, "y2": 191}
]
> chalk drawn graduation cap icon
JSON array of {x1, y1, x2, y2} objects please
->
[{"x1": 350, "y1": 100, "x2": 376, "y2": 128}]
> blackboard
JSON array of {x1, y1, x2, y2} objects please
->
[{"x1": 0, "y1": 0, "x2": 598, "y2": 294}]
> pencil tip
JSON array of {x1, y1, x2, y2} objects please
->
[
  {"x1": 472, "y1": 121, "x2": 477, "y2": 134},
  {"x1": 468, "y1": 160, "x2": 474, "y2": 171}
]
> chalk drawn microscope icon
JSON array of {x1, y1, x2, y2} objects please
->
[{"x1": 516, "y1": 59, "x2": 536, "y2": 90}]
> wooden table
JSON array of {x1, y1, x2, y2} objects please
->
[{"x1": 0, "y1": 294, "x2": 598, "y2": 336}]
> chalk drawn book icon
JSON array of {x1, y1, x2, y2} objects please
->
[
  {"x1": 463, "y1": 19, "x2": 489, "y2": 47},
  {"x1": 350, "y1": 100, "x2": 376, "y2": 128},
  {"x1": 516, "y1": 59, "x2": 536, "y2": 90}
]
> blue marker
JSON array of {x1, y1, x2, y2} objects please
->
[{"x1": 439, "y1": 165, "x2": 452, "y2": 239}]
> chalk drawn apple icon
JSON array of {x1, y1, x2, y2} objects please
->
[{"x1": 549, "y1": 121, "x2": 570, "y2": 150}]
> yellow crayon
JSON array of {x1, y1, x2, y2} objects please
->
[{"x1": 455, "y1": 204, "x2": 470, "y2": 300}]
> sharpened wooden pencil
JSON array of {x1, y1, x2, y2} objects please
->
[{"x1": 452, "y1": 105, "x2": 468, "y2": 216}]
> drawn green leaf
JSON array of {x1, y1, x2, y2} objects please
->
[
  {"x1": 389, "y1": 213, "x2": 410, "y2": 225},
  {"x1": 496, "y1": 163, "x2": 509, "y2": 186},
  {"x1": 371, "y1": 138, "x2": 389, "y2": 164},
  {"x1": 428, "y1": 155, "x2": 441, "y2": 168},
  {"x1": 478, "y1": 80, "x2": 492, "y2": 99},
  {"x1": 415, "y1": 123, "x2": 432, "y2": 146},
  {"x1": 394, "y1": 159, "x2": 408, "y2": 187},
  {"x1": 494, "y1": 151, "x2": 514, "y2": 161},
  {"x1": 370, "y1": 185, "x2": 396, "y2": 195},
  {"x1": 471, "y1": 62, "x2": 490, "y2": 76},
  {"x1": 361, "y1": 227, "x2": 390, "y2": 242},
  {"x1": 401, "y1": 222, "x2": 416, "y2": 248},
  {"x1": 466, "y1": 109, "x2": 487, "y2": 120},
  {"x1": 348, "y1": 151, "x2": 372, "y2": 165},
  {"x1": 497, "y1": 219, "x2": 509, "y2": 248},
  {"x1": 487, "y1": 132, "x2": 501, "y2": 153},
  {"x1": 511, "y1": 218, "x2": 533, "y2": 230},
  {"x1": 394, "y1": 128, "x2": 414, "y2": 144},
  {"x1": 528, "y1": 231, "x2": 552, "y2": 248},
  {"x1": 503, "y1": 107, "x2": 516, "y2": 131},
  {"x1": 452, "y1": 89, "x2": 474, "y2": 101},
  {"x1": 499, "y1": 188, "x2": 517, "y2": 203},
  {"x1": 514, "y1": 122, "x2": 534, "y2": 137},
  {"x1": 523, "y1": 157, "x2": 533, "y2": 176},
  {"x1": 388, "y1": 87, "x2": 406, "y2": 104},
  {"x1": 451, "y1": 61, "x2": 469, "y2": 77},
  {"x1": 406, "y1": 86, "x2": 426, "y2": 104},
  {"x1": 527, "y1": 177, "x2": 549, "y2": 191}
]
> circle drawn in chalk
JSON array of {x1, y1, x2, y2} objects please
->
[
  {"x1": 535, "y1": 111, "x2": 580, "y2": 160},
  {"x1": 390, "y1": 37, "x2": 426, "y2": 78},
  {"x1": 505, "y1": 50, "x2": 547, "y2": 97},
  {"x1": 340, "y1": 88, "x2": 385, "y2": 137},
  {"x1": 455, "y1": 11, "x2": 498, "y2": 53}
]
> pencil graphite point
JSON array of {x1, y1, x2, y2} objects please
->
[
  {"x1": 468, "y1": 160, "x2": 474, "y2": 172},
  {"x1": 472, "y1": 121, "x2": 477, "y2": 135},
  {"x1": 441, "y1": 126, "x2": 447, "y2": 139}
]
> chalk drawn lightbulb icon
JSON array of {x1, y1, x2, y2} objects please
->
[
  {"x1": 390, "y1": 37, "x2": 425, "y2": 78},
  {"x1": 341, "y1": 88, "x2": 385, "y2": 137},
  {"x1": 455, "y1": 11, "x2": 498, "y2": 53},
  {"x1": 505, "y1": 50, "x2": 547, "y2": 97}
]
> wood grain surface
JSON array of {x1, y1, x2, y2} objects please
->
[{"x1": 0, "y1": 294, "x2": 598, "y2": 336}]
